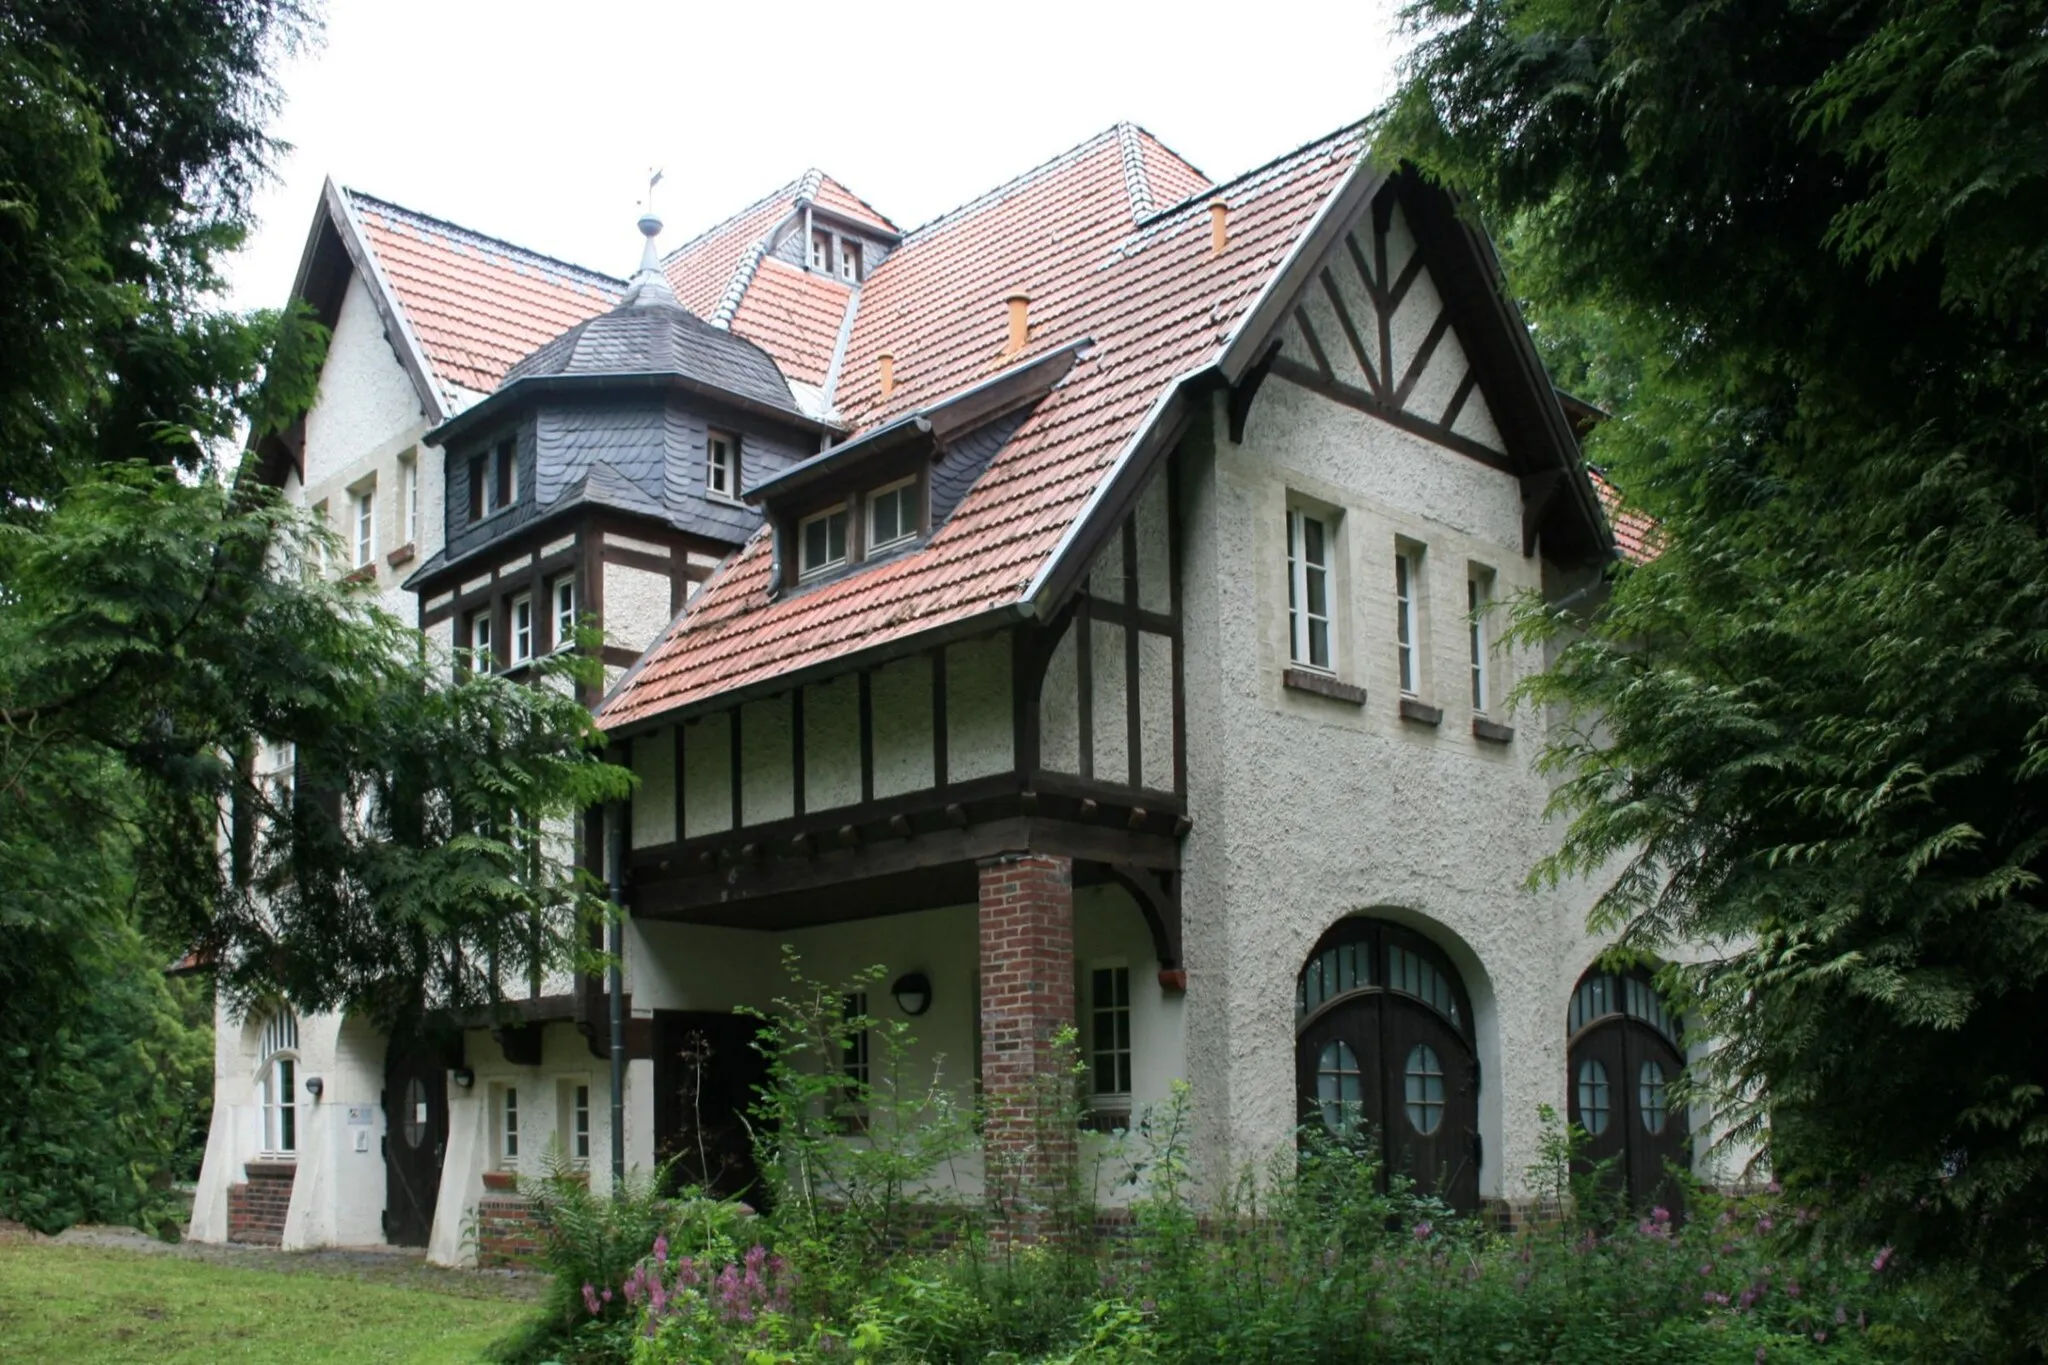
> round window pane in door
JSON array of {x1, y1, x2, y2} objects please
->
[
  {"x1": 1403, "y1": 1043, "x2": 1445, "y2": 1135},
  {"x1": 1316, "y1": 1041, "x2": 1363, "y2": 1134},
  {"x1": 402, "y1": 1077, "x2": 428, "y2": 1148},
  {"x1": 1575, "y1": 1058, "x2": 1611, "y2": 1135},
  {"x1": 1639, "y1": 1060, "x2": 1670, "y2": 1134}
]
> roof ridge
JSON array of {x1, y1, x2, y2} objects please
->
[
  {"x1": 900, "y1": 123, "x2": 1127, "y2": 241},
  {"x1": 658, "y1": 174, "x2": 805, "y2": 267},
  {"x1": 710, "y1": 240, "x2": 769, "y2": 329},
  {"x1": 1136, "y1": 117, "x2": 1370, "y2": 230},
  {"x1": 343, "y1": 186, "x2": 623, "y2": 286},
  {"x1": 1115, "y1": 122, "x2": 1156, "y2": 222}
]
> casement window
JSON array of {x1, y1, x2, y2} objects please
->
[
  {"x1": 706, "y1": 431, "x2": 739, "y2": 500},
  {"x1": 809, "y1": 229, "x2": 831, "y2": 272},
  {"x1": 352, "y1": 486, "x2": 377, "y2": 569},
  {"x1": 258, "y1": 1010, "x2": 301, "y2": 1156},
  {"x1": 551, "y1": 576, "x2": 577, "y2": 651},
  {"x1": 498, "y1": 1086, "x2": 519, "y2": 1167},
  {"x1": 563, "y1": 1082, "x2": 591, "y2": 1167},
  {"x1": 838, "y1": 239, "x2": 863, "y2": 283},
  {"x1": 865, "y1": 477, "x2": 918, "y2": 554},
  {"x1": 1285, "y1": 506, "x2": 1334, "y2": 672},
  {"x1": 1468, "y1": 571, "x2": 1492, "y2": 713},
  {"x1": 1394, "y1": 545, "x2": 1421, "y2": 696},
  {"x1": 798, "y1": 504, "x2": 850, "y2": 579},
  {"x1": 466, "y1": 608, "x2": 494, "y2": 674},
  {"x1": 509, "y1": 594, "x2": 535, "y2": 666},
  {"x1": 399, "y1": 453, "x2": 420, "y2": 546},
  {"x1": 1088, "y1": 965, "x2": 1133, "y2": 1101},
  {"x1": 468, "y1": 440, "x2": 517, "y2": 522}
]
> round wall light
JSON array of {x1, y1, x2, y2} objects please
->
[
  {"x1": 451, "y1": 1067, "x2": 476, "y2": 1089},
  {"x1": 891, "y1": 971, "x2": 933, "y2": 1017}
]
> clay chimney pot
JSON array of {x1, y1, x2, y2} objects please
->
[
  {"x1": 1209, "y1": 200, "x2": 1229, "y2": 256},
  {"x1": 1004, "y1": 291, "x2": 1031, "y2": 355}
]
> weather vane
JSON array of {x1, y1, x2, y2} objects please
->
[{"x1": 645, "y1": 167, "x2": 664, "y2": 217}]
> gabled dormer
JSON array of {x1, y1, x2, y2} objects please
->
[{"x1": 747, "y1": 339, "x2": 1091, "y2": 594}]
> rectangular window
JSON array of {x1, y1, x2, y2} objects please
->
[
  {"x1": 467, "y1": 608, "x2": 494, "y2": 673},
  {"x1": 797, "y1": 505, "x2": 849, "y2": 579},
  {"x1": 510, "y1": 594, "x2": 534, "y2": 665},
  {"x1": 264, "y1": 1056, "x2": 297, "y2": 1154},
  {"x1": 552, "y1": 576, "x2": 576, "y2": 651},
  {"x1": 838, "y1": 239, "x2": 863, "y2": 283},
  {"x1": 707, "y1": 431, "x2": 739, "y2": 500},
  {"x1": 471, "y1": 442, "x2": 517, "y2": 521},
  {"x1": 500, "y1": 1086, "x2": 519, "y2": 1165},
  {"x1": 809, "y1": 229, "x2": 830, "y2": 272},
  {"x1": 572, "y1": 1084, "x2": 590, "y2": 1165},
  {"x1": 1089, "y1": 965, "x2": 1133, "y2": 1097},
  {"x1": 1286, "y1": 507, "x2": 1333, "y2": 672},
  {"x1": 352, "y1": 487, "x2": 376, "y2": 568},
  {"x1": 494, "y1": 439, "x2": 517, "y2": 509},
  {"x1": 1395, "y1": 548, "x2": 1419, "y2": 695},
  {"x1": 1469, "y1": 572, "x2": 1491, "y2": 713},
  {"x1": 866, "y1": 477, "x2": 918, "y2": 553},
  {"x1": 467, "y1": 454, "x2": 486, "y2": 521},
  {"x1": 400, "y1": 454, "x2": 420, "y2": 546}
]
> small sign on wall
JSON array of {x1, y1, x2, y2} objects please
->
[{"x1": 346, "y1": 1105, "x2": 375, "y2": 1127}]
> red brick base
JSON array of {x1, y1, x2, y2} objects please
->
[
  {"x1": 476, "y1": 1192, "x2": 542, "y2": 1267},
  {"x1": 978, "y1": 853, "x2": 1076, "y2": 1241},
  {"x1": 227, "y1": 1160, "x2": 296, "y2": 1244}
]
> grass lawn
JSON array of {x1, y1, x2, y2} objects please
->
[{"x1": 0, "y1": 1241, "x2": 531, "y2": 1363}]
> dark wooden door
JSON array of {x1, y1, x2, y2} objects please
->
[
  {"x1": 1297, "y1": 990, "x2": 1385, "y2": 1144},
  {"x1": 383, "y1": 1035, "x2": 452, "y2": 1246},
  {"x1": 1568, "y1": 985, "x2": 1689, "y2": 1212},
  {"x1": 1383, "y1": 998, "x2": 1480, "y2": 1211},
  {"x1": 653, "y1": 1011, "x2": 771, "y2": 1203}
]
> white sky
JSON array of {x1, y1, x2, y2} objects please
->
[{"x1": 229, "y1": 0, "x2": 1411, "y2": 312}]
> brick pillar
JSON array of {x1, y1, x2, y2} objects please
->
[
  {"x1": 226, "y1": 1161, "x2": 296, "y2": 1244},
  {"x1": 978, "y1": 853, "x2": 1076, "y2": 1242}
]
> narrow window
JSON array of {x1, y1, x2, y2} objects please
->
[
  {"x1": 1089, "y1": 965, "x2": 1133, "y2": 1098},
  {"x1": 500, "y1": 1086, "x2": 519, "y2": 1165},
  {"x1": 1468, "y1": 573, "x2": 1490, "y2": 713},
  {"x1": 352, "y1": 487, "x2": 376, "y2": 568},
  {"x1": 865, "y1": 477, "x2": 918, "y2": 554},
  {"x1": 572, "y1": 1084, "x2": 590, "y2": 1165},
  {"x1": 706, "y1": 431, "x2": 739, "y2": 500},
  {"x1": 809, "y1": 229, "x2": 831, "y2": 272},
  {"x1": 838, "y1": 239, "x2": 863, "y2": 283},
  {"x1": 551, "y1": 576, "x2": 577, "y2": 651},
  {"x1": 400, "y1": 454, "x2": 420, "y2": 545},
  {"x1": 467, "y1": 454, "x2": 487, "y2": 521},
  {"x1": 509, "y1": 595, "x2": 534, "y2": 665},
  {"x1": 1286, "y1": 506, "x2": 1334, "y2": 672},
  {"x1": 1394, "y1": 548, "x2": 1419, "y2": 695},
  {"x1": 467, "y1": 608, "x2": 494, "y2": 673},
  {"x1": 259, "y1": 1010, "x2": 300, "y2": 1156},
  {"x1": 494, "y1": 439, "x2": 517, "y2": 510},
  {"x1": 797, "y1": 505, "x2": 849, "y2": 579}
]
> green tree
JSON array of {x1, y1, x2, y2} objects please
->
[
  {"x1": 0, "y1": 3, "x2": 630, "y2": 1232},
  {"x1": 1382, "y1": 0, "x2": 2048, "y2": 1342}
]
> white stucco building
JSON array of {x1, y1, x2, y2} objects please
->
[{"x1": 193, "y1": 120, "x2": 1692, "y2": 1262}]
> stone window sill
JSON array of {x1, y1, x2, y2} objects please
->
[
  {"x1": 1473, "y1": 716, "x2": 1516, "y2": 744},
  {"x1": 1399, "y1": 696, "x2": 1443, "y2": 726},
  {"x1": 1282, "y1": 667, "x2": 1366, "y2": 705},
  {"x1": 342, "y1": 563, "x2": 377, "y2": 585},
  {"x1": 386, "y1": 541, "x2": 417, "y2": 567},
  {"x1": 244, "y1": 1158, "x2": 297, "y2": 1176}
]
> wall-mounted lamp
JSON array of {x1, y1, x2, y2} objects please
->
[
  {"x1": 891, "y1": 971, "x2": 933, "y2": 1017},
  {"x1": 451, "y1": 1067, "x2": 475, "y2": 1089},
  {"x1": 303, "y1": 1075, "x2": 324, "y2": 1100}
]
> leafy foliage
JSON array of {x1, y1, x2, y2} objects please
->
[{"x1": 1379, "y1": 0, "x2": 2048, "y2": 1344}]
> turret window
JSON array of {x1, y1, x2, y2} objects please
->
[
  {"x1": 510, "y1": 595, "x2": 535, "y2": 665},
  {"x1": 466, "y1": 609, "x2": 494, "y2": 673},
  {"x1": 798, "y1": 505, "x2": 850, "y2": 579},
  {"x1": 707, "y1": 431, "x2": 739, "y2": 501},
  {"x1": 551, "y1": 576, "x2": 577, "y2": 651},
  {"x1": 469, "y1": 440, "x2": 517, "y2": 522}
]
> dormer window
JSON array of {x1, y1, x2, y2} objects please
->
[
  {"x1": 838, "y1": 239, "x2": 863, "y2": 284},
  {"x1": 706, "y1": 431, "x2": 739, "y2": 501},
  {"x1": 866, "y1": 477, "x2": 918, "y2": 553},
  {"x1": 797, "y1": 504, "x2": 850, "y2": 580},
  {"x1": 809, "y1": 229, "x2": 830, "y2": 272},
  {"x1": 468, "y1": 439, "x2": 517, "y2": 522}
]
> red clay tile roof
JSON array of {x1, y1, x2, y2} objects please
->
[
  {"x1": 599, "y1": 124, "x2": 1368, "y2": 730},
  {"x1": 661, "y1": 180, "x2": 801, "y2": 318},
  {"x1": 728, "y1": 259, "x2": 852, "y2": 389},
  {"x1": 1590, "y1": 468, "x2": 1659, "y2": 562},
  {"x1": 812, "y1": 174, "x2": 900, "y2": 235},
  {"x1": 350, "y1": 191, "x2": 621, "y2": 399}
]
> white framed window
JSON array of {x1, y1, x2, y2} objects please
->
[
  {"x1": 352, "y1": 486, "x2": 377, "y2": 569},
  {"x1": 809, "y1": 229, "x2": 831, "y2": 272},
  {"x1": 797, "y1": 504, "x2": 849, "y2": 579},
  {"x1": 706, "y1": 431, "x2": 739, "y2": 500},
  {"x1": 399, "y1": 453, "x2": 420, "y2": 546},
  {"x1": 838, "y1": 239, "x2": 863, "y2": 283},
  {"x1": 865, "y1": 477, "x2": 918, "y2": 554},
  {"x1": 1468, "y1": 570, "x2": 1492, "y2": 713},
  {"x1": 1394, "y1": 545, "x2": 1421, "y2": 695},
  {"x1": 509, "y1": 594, "x2": 534, "y2": 665},
  {"x1": 258, "y1": 1009, "x2": 300, "y2": 1157},
  {"x1": 497, "y1": 1085, "x2": 519, "y2": 1167},
  {"x1": 1286, "y1": 506, "x2": 1334, "y2": 672},
  {"x1": 470, "y1": 440, "x2": 517, "y2": 521},
  {"x1": 559, "y1": 1081, "x2": 591, "y2": 1168},
  {"x1": 551, "y1": 576, "x2": 576, "y2": 651},
  {"x1": 1088, "y1": 964, "x2": 1133, "y2": 1100},
  {"x1": 467, "y1": 608, "x2": 494, "y2": 674}
]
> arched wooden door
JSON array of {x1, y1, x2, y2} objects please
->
[
  {"x1": 1566, "y1": 966, "x2": 1688, "y2": 1210},
  {"x1": 1296, "y1": 920, "x2": 1480, "y2": 1212}
]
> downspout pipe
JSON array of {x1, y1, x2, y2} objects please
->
[{"x1": 604, "y1": 799, "x2": 627, "y2": 1187}]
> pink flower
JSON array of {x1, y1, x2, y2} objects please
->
[
  {"x1": 1652, "y1": 1206, "x2": 1672, "y2": 1224},
  {"x1": 1785, "y1": 1280, "x2": 1801, "y2": 1299},
  {"x1": 1412, "y1": 1220, "x2": 1433, "y2": 1241},
  {"x1": 581, "y1": 1282, "x2": 601, "y2": 1316},
  {"x1": 1872, "y1": 1245, "x2": 1894, "y2": 1272},
  {"x1": 654, "y1": 1233, "x2": 669, "y2": 1266}
]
